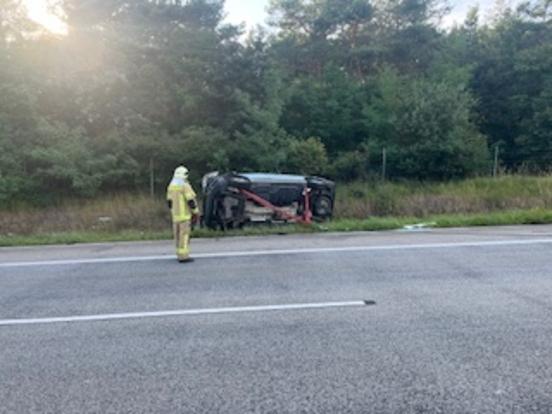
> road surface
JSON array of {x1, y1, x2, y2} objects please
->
[{"x1": 1, "y1": 225, "x2": 552, "y2": 413}]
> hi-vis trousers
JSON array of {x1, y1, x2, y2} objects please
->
[{"x1": 173, "y1": 221, "x2": 191, "y2": 261}]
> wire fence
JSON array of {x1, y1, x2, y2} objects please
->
[{"x1": 373, "y1": 146, "x2": 552, "y2": 182}]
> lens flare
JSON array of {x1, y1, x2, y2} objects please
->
[{"x1": 23, "y1": 0, "x2": 68, "y2": 35}]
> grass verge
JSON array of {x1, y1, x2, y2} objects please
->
[{"x1": 2, "y1": 208, "x2": 552, "y2": 248}]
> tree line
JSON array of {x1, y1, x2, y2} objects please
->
[{"x1": 1, "y1": 0, "x2": 551, "y2": 205}]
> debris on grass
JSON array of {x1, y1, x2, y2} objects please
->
[{"x1": 401, "y1": 222, "x2": 437, "y2": 231}]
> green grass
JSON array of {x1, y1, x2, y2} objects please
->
[
  {"x1": 0, "y1": 230, "x2": 172, "y2": 247},
  {"x1": 2, "y1": 208, "x2": 552, "y2": 248}
]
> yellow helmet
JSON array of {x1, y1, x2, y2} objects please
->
[{"x1": 174, "y1": 166, "x2": 189, "y2": 180}]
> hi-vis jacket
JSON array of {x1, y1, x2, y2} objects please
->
[{"x1": 166, "y1": 178, "x2": 199, "y2": 222}]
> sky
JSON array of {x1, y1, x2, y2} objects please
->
[
  {"x1": 225, "y1": 0, "x2": 272, "y2": 29},
  {"x1": 224, "y1": 0, "x2": 499, "y2": 29},
  {"x1": 25, "y1": 0, "x2": 500, "y2": 36}
]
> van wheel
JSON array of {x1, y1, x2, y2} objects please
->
[{"x1": 313, "y1": 195, "x2": 333, "y2": 219}]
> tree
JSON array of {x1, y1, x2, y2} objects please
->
[
  {"x1": 516, "y1": 84, "x2": 552, "y2": 170},
  {"x1": 280, "y1": 65, "x2": 365, "y2": 154},
  {"x1": 3, "y1": 0, "x2": 552, "y2": 206},
  {"x1": 363, "y1": 70, "x2": 489, "y2": 179},
  {"x1": 471, "y1": 3, "x2": 552, "y2": 168},
  {"x1": 0, "y1": 0, "x2": 39, "y2": 41}
]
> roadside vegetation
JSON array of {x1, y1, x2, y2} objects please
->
[
  {"x1": 334, "y1": 175, "x2": 552, "y2": 218},
  {"x1": 2, "y1": 175, "x2": 552, "y2": 247},
  {"x1": 2, "y1": 1, "x2": 552, "y2": 247}
]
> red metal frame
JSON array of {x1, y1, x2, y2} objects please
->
[{"x1": 240, "y1": 187, "x2": 313, "y2": 225}]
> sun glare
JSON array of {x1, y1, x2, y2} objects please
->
[{"x1": 23, "y1": 0, "x2": 68, "y2": 36}]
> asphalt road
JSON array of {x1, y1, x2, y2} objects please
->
[{"x1": 2, "y1": 225, "x2": 552, "y2": 413}]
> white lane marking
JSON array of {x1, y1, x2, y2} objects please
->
[
  {"x1": 0, "y1": 301, "x2": 368, "y2": 327},
  {"x1": 1, "y1": 238, "x2": 552, "y2": 268}
]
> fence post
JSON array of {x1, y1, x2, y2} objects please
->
[
  {"x1": 493, "y1": 144, "x2": 500, "y2": 178},
  {"x1": 149, "y1": 157, "x2": 155, "y2": 198},
  {"x1": 381, "y1": 148, "x2": 387, "y2": 181}
]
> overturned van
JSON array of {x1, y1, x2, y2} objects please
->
[{"x1": 201, "y1": 172, "x2": 336, "y2": 230}]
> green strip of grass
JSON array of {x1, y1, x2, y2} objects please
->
[
  {"x1": 0, "y1": 230, "x2": 172, "y2": 247},
  {"x1": 2, "y1": 208, "x2": 552, "y2": 247}
]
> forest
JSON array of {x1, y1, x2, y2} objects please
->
[{"x1": 1, "y1": 0, "x2": 551, "y2": 206}]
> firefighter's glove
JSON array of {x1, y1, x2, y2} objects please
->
[{"x1": 192, "y1": 213, "x2": 200, "y2": 225}]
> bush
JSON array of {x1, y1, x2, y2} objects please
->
[
  {"x1": 330, "y1": 150, "x2": 371, "y2": 181},
  {"x1": 285, "y1": 137, "x2": 329, "y2": 175}
]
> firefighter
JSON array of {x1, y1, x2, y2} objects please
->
[{"x1": 166, "y1": 166, "x2": 200, "y2": 262}]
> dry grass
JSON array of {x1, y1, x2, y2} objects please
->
[
  {"x1": 2, "y1": 175, "x2": 552, "y2": 241},
  {"x1": 0, "y1": 193, "x2": 169, "y2": 236},
  {"x1": 334, "y1": 175, "x2": 552, "y2": 219}
]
